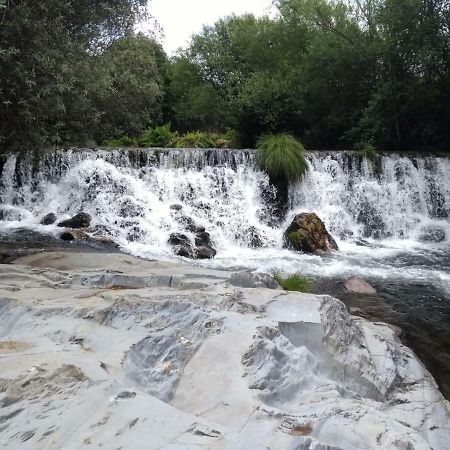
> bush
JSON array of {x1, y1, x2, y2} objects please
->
[
  {"x1": 257, "y1": 134, "x2": 308, "y2": 182},
  {"x1": 138, "y1": 124, "x2": 176, "y2": 147},
  {"x1": 273, "y1": 273, "x2": 311, "y2": 293},
  {"x1": 103, "y1": 135, "x2": 136, "y2": 147},
  {"x1": 102, "y1": 128, "x2": 240, "y2": 149},
  {"x1": 173, "y1": 131, "x2": 235, "y2": 148}
]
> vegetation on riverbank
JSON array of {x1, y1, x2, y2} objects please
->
[
  {"x1": 104, "y1": 126, "x2": 238, "y2": 148},
  {"x1": 1, "y1": 0, "x2": 450, "y2": 153},
  {"x1": 274, "y1": 273, "x2": 312, "y2": 293}
]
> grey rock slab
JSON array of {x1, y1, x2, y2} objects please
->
[{"x1": 0, "y1": 251, "x2": 448, "y2": 449}]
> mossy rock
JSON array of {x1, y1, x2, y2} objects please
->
[{"x1": 283, "y1": 212, "x2": 338, "y2": 253}]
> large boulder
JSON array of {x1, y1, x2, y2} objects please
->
[
  {"x1": 283, "y1": 212, "x2": 338, "y2": 253},
  {"x1": 57, "y1": 212, "x2": 91, "y2": 229}
]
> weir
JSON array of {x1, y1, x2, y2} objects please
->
[{"x1": 0, "y1": 148, "x2": 449, "y2": 252}]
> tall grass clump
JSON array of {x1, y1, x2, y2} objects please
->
[
  {"x1": 257, "y1": 134, "x2": 308, "y2": 182},
  {"x1": 273, "y1": 273, "x2": 312, "y2": 293}
]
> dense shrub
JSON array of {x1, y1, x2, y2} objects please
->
[
  {"x1": 103, "y1": 128, "x2": 238, "y2": 149},
  {"x1": 138, "y1": 124, "x2": 176, "y2": 147},
  {"x1": 103, "y1": 135, "x2": 136, "y2": 147}
]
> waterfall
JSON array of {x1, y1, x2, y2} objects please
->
[
  {"x1": 1, "y1": 148, "x2": 449, "y2": 261},
  {"x1": 290, "y1": 152, "x2": 450, "y2": 242},
  {"x1": 0, "y1": 148, "x2": 277, "y2": 258}
]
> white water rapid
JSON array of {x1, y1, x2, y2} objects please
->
[{"x1": 0, "y1": 148, "x2": 449, "y2": 290}]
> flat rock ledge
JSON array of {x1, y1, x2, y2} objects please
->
[{"x1": 0, "y1": 251, "x2": 449, "y2": 449}]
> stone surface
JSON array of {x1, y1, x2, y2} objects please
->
[
  {"x1": 284, "y1": 212, "x2": 338, "y2": 253},
  {"x1": 345, "y1": 276, "x2": 377, "y2": 295},
  {"x1": 419, "y1": 225, "x2": 446, "y2": 243},
  {"x1": 57, "y1": 212, "x2": 92, "y2": 229},
  {"x1": 168, "y1": 232, "x2": 216, "y2": 259},
  {"x1": 39, "y1": 212, "x2": 57, "y2": 225},
  {"x1": 0, "y1": 251, "x2": 448, "y2": 449}
]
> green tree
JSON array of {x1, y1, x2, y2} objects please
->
[
  {"x1": 166, "y1": 56, "x2": 226, "y2": 132},
  {"x1": 0, "y1": 0, "x2": 147, "y2": 151},
  {"x1": 89, "y1": 34, "x2": 167, "y2": 141}
]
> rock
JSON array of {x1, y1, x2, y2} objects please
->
[
  {"x1": 242, "y1": 226, "x2": 264, "y2": 248},
  {"x1": 40, "y1": 213, "x2": 57, "y2": 225},
  {"x1": 283, "y1": 212, "x2": 338, "y2": 253},
  {"x1": 195, "y1": 231, "x2": 212, "y2": 247},
  {"x1": 170, "y1": 204, "x2": 183, "y2": 211},
  {"x1": 60, "y1": 232, "x2": 76, "y2": 241},
  {"x1": 345, "y1": 276, "x2": 377, "y2": 295},
  {"x1": 168, "y1": 233, "x2": 194, "y2": 258},
  {"x1": 60, "y1": 229, "x2": 118, "y2": 247},
  {"x1": 229, "y1": 271, "x2": 281, "y2": 289},
  {"x1": 57, "y1": 212, "x2": 91, "y2": 229},
  {"x1": 168, "y1": 232, "x2": 216, "y2": 259},
  {"x1": 196, "y1": 245, "x2": 217, "y2": 259},
  {"x1": 418, "y1": 225, "x2": 446, "y2": 243}
]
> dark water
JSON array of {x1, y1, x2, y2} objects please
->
[{"x1": 312, "y1": 252, "x2": 450, "y2": 399}]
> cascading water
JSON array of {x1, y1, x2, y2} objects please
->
[
  {"x1": 0, "y1": 148, "x2": 449, "y2": 285},
  {"x1": 293, "y1": 152, "x2": 450, "y2": 242}
]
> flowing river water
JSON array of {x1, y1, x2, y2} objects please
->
[{"x1": 1, "y1": 148, "x2": 449, "y2": 395}]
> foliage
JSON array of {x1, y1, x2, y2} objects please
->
[
  {"x1": 138, "y1": 124, "x2": 176, "y2": 148},
  {"x1": 273, "y1": 273, "x2": 312, "y2": 292},
  {"x1": 89, "y1": 34, "x2": 167, "y2": 142},
  {"x1": 166, "y1": 57, "x2": 226, "y2": 132},
  {"x1": 0, "y1": 0, "x2": 148, "y2": 152},
  {"x1": 173, "y1": 131, "x2": 232, "y2": 149},
  {"x1": 2, "y1": 0, "x2": 450, "y2": 153},
  {"x1": 103, "y1": 135, "x2": 136, "y2": 147},
  {"x1": 257, "y1": 134, "x2": 308, "y2": 182},
  {"x1": 103, "y1": 128, "x2": 239, "y2": 149}
]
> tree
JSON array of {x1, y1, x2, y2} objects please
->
[
  {"x1": 166, "y1": 56, "x2": 226, "y2": 132},
  {"x1": 0, "y1": 0, "x2": 147, "y2": 151},
  {"x1": 89, "y1": 34, "x2": 167, "y2": 141}
]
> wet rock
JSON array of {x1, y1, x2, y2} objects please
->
[
  {"x1": 57, "y1": 212, "x2": 91, "y2": 229},
  {"x1": 247, "y1": 226, "x2": 264, "y2": 248},
  {"x1": 196, "y1": 244, "x2": 217, "y2": 259},
  {"x1": 60, "y1": 229, "x2": 118, "y2": 247},
  {"x1": 168, "y1": 233, "x2": 194, "y2": 258},
  {"x1": 195, "y1": 231, "x2": 212, "y2": 247},
  {"x1": 60, "y1": 232, "x2": 76, "y2": 241},
  {"x1": 418, "y1": 225, "x2": 446, "y2": 243},
  {"x1": 229, "y1": 271, "x2": 281, "y2": 289},
  {"x1": 345, "y1": 276, "x2": 377, "y2": 295},
  {"x1": 168, "y1": 232, "x2": 216, "y2": 259},
  {"x1": 283, "y1": 212, "x2": 338, "y2": 253},
  {"x1": 40, "y1": 213, "x2": 57, "y2": 225}
]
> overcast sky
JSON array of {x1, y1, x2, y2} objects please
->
[{"x1": 149, "y1": 0, "x2": 274, "y2": 54}]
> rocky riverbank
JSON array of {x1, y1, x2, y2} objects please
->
[{"x1": 0, "y1": 251, "x2": 449, "y2": 449}]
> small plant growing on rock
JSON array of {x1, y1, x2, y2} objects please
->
[{"x1": 274, "y1": 273, "x2": 311, "y2": 293}]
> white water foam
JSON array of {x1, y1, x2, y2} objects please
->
[{"x1": 0, "y1": 149, "x2": 449, "y2": 290}]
